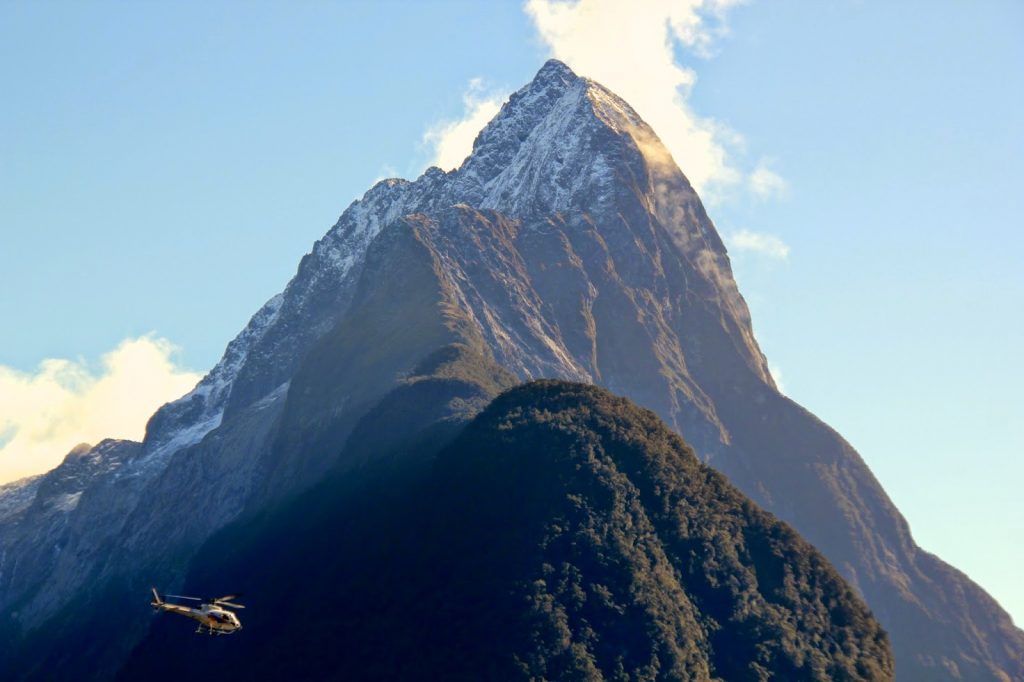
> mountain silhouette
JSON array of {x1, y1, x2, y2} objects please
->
[{"x1": 1, "y1": 60, "x2": 1020, "y2": 680}]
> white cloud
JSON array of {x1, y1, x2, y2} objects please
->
[
  {"x1": 725, "y1": 228, "x2": 791, "y2": 259},
  {"x1": 0, "y1": 336, "x2": 201, "y2": 485},
  {"x1": 420, "y1": 2, "x2": 787, "y2": 201},
  {"x1": 749, "y1": 161, "x2": 788, "y2": 199},
  {"x1": 423, "y1": 79, "x2": 507, "y2": 171},
  {"x1": 372, "y1": 163, "x2": 400, "y2": 184},
  {"x1": 525, "y1": 0, "x2": 752, "y2": 197}
]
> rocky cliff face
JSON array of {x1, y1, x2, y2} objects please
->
[{"x1": 1, "y1": 60, "x2": 1020, "y2": 680}]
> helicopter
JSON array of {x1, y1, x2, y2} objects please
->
[{"x1": 150, "y1": 588, "x2": 244, "y2": 635}]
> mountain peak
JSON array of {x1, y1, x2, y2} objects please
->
[
  {"x1": 533, "y1": 58, "x2": 578, "y2": 85},
  {"x1": 67, "y1": 442, "x2": 93, "y2": 458},
  {"x1": 452, "y1": 58, "x2": 680, "y2": 221},
  {"x1": 458, "y1": 60, "x2": 582, "y2": 188}
]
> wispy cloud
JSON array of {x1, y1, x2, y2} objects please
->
[
  {"x1": 0, "y1": 336, "x2": 201, "y2": 485},
  {"x1": 525, "y1": 0, "x2": 763, "y2": 199},
  {"x1": 749, "y1": 160, "x2": 788, "y2": 200},
  {"x1": 423, "y1": 78, "x2": 507, "y2": 171},
  {"x1": 725, "y1": 228, "x2": 791, "y2": 259},
  {"x1": 372, "y1": 163, "x2": 401, "y2": 184}
]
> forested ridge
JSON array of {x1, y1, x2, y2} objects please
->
[{"x1": 118, "y1": 380, "x2": 892, "y2": 681}]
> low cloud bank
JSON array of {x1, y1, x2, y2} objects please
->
[{"x1": 0, "y1": 336, "x2": 201, "y2": 485}]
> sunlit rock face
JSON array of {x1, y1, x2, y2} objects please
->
[{"x1": 1, "y1": 60, "x2": 1021, "y2": 681}]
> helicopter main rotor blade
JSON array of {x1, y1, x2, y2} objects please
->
[
  {"x1": 212, "y1": 594, "x2": 241, "y2": 603},
  {"x1": 163, "y1": 594, "x2": 203, "y2": 601},
  {"x1": 216, "y1": 601, "x2": 245, "y2": 609}
]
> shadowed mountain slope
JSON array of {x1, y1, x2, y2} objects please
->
[{"x1": 119, "y1": 381, "x2": 893, "y2": 681}]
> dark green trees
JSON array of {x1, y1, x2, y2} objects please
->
[{"x1": 119, "y1": 380, "x2": 892, "y2": 681}]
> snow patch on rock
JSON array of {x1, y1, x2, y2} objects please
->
[
  {"x1": 52, "y1": 492, "x2": 82, "y2": 513},
  {"x1": 0, "y1": 476, "x2": 42, "y2": 524}
]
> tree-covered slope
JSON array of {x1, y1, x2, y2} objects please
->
[{"x1": 118, "y1": 381, "x2": 892, "y2": 681}]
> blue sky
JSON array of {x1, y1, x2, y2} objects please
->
[{"x1": 1, "y1": 1, "x2": 1021, "y2": 624}]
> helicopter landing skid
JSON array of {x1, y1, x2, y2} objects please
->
[{"x1": 195, "y1": 625, "x2": 236, "y2": 635}]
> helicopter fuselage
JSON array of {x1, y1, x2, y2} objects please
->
[{"x1": 152, "y1": 597, "x2": 242, "y2": 634}]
